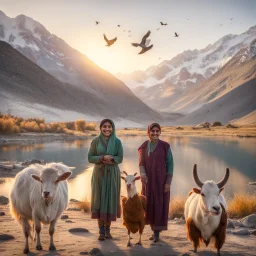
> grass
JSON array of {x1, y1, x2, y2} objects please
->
[
  {"x1": 227, "y1": 194, "x2": 256, "y2": 218},
  {"x1": 77, "y1": 200, "x2": 91, "y2": 213},
  {"x1": 168, "y1": 194, "x2": 256, "y2": 219},
  {"x1": 76, "y1": 194, "x2": 256, "y2": 219},
  {"x1": 0, "y1": 113, "x2": 97, "y2": 134}
]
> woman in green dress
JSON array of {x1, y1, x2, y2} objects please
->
[{"x1": 88, "y1": 119, "x2": 123, "y2": 240}]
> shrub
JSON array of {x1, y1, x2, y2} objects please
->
[
  {"x1": 77, "y1": 200, "x2": 91, "y2": 213},
  {"x1": 85, "y1": 122, "x2": 96, "y2": 131},
  {"x1": 169, "y1": 196, "x2": 186, "y2": 219},
  {"x1": 212, "y1": 121, "x2": 222, "y2": 127},
  {"x1": 227, "y1": 194, "x2": 256, "y2": 218},
  {"x1": 75, "y1": 119, "x2": 86, "y2": 132}
]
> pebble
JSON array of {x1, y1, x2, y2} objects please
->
[
  {"x1": 0, "y1": 234, "x2": 15, "y2": 241},
  {"x1": 0, "y1": 196, "x2": 9, "y2": 205},
  {"x1": 67, "y1": 208, "x2": 81, "y2": 211},
  {"x1": 0, "y1": 212, "x2": 5, "y2": 216},
  {"x1": 61, "y1": 215, "x2": 69, "y2": 219},
  {"x1": 227, "y1": 219, "x2": 235, "y2": 229},
  {"x1": 232, "y1": 229, "x2": 250, "y2": 236},
  {"x1": 68, "y1": 228, "x2": 89, "y2": 233}
]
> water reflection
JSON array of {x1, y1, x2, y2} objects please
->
[{"x1": 0, "y1": 136, "x2": 255, "y2": 200}]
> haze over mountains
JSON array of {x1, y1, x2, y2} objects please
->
[
  {"x1": 116, "y1": 26, "x2": 256, "y2": 125},
  {"x1": 0, "y1": 10, "x2": 161, "y2": 126},
  {"x1": 0, "y1": 10, "x2": 255, "y2": 126}
]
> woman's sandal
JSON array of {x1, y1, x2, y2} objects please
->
[
  {"x1": 149, "y1": 234, "x2": 154, "y2": 240},
  {"x1": 153, "y1": 237, "x2": 160, "y2": 243},
  {"x1": 98, "y1": 233, "x2": 105, "y2": 241},
  {"x1": 105, "y1": 233, "x2": 113, "y2": 239}
]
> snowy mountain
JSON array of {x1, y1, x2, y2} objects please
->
[
  {"x1": 0, "y1": 10, "x2": 161, "y2": 124},
  {"x1": 116, "y1": 26, "x2": 256, "y2": 114},
  {"x1": 117, "y1": 26, "x2": 256, "y2": 90}
]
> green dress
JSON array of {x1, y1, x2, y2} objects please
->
[{"x1": 88, "y1": 127, "x2": 123, "y2": 221}]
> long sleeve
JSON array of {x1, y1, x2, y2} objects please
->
[
  {"x1": 138, "y1": 146, "x2": 146, "y2": 176},
  {"x1": 166, "y1": 148, "x2": 174, "y2": 174},
  {"x1": 88, "y1": 138, "x2": 103, "y2": 164},
  {"x1": 166, "y1": 148, "x2": 174, "y2": 185},
  {"x1": 113, "y1": 139, "x2": 123, "y2": 164}
]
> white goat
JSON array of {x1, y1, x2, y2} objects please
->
[
  {"x1": 184, "y1": 164, "x2": 229, "y2": 256},
  {"x1": 121, "y1": 171, "x2": 146, "y2": 247},
  {"x1": 10, "y1": 162, "x2": 73, "y2": 254}
]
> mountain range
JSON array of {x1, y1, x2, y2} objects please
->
[{"x1": 0, "y1": 10, "x2": 161, "y2": 125}]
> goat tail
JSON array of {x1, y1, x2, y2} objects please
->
[{"x1": 9, "y1": 199, "x2": 20, "y2": 222}]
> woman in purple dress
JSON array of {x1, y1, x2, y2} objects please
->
[{"x1": 138, "y1": 123, "x2": 174, "y2": 242}]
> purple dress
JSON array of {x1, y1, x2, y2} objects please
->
[{"x1": 138, "y1": 140, "x2": 171, "y2": 231}]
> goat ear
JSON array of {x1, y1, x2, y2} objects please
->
[
  {"x1": 135, "y1": 176, "x2": 141, "y2": 181},
  {"x1": 121, "y1": 176, "x2": 126, "y2": 181},
  {"x1": 31, "y1": 174, "x2": 41, "y2": 182},
  {"x1": 56, "y1": 171, "x2": 71, "y2": 182},
  {"x1": 219, "y1": 187, "x2": 224, "y2": 193},
  {"x1": 68, "y1": 166, "x2": 75, "y2": 171},
  {"x1": 193, "y1": 188, "x2": 201, "y2": 194}
]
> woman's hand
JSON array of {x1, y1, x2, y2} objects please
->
[
  {"x1": 141, "y1": 175, "x2": 148, "y2": 185},
  {"x1": 102, "y1": 160, "x2": 113, "y2": 165},
  {"x1": 104, "y1": 155, "x2": 113, "y2": 161},
  {"x1": 164, "y1": 183, "x2": 170, "y2": 193}
]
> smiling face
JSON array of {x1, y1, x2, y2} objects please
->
[
  {"x1": 101, "y1": 121, "x2": 113, "y2": 138},
  {"x1": 149, "y1": 126, "x2": 161, "y2": 141}
]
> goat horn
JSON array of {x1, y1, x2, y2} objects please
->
[
  {"x1": 217, "y1": 168, "x2": 230, "y2": 188},
  {"x1": 134, "y1": 172, "x2": 137, "y2": 176},
  {"x1": 123, "y1": 171, "x2": 128, "y2": 176},
  {"x1": 193, "y1": 164, "x2": 203, "y2": 188}
]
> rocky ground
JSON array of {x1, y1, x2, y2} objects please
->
[{"x1": 0, "y1": 200, "x2": 256, "y2": 256}]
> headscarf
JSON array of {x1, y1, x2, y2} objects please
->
[
  {"x1": 99, "y1": 119, "x2": 119, "y2": 155},
  {"x1": 147, "y1": 122, "x2": 161, "y2": 139}
]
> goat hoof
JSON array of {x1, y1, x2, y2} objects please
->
[
  {"x1": 136, "y1": 242, "x2": 142, "y2": 246},
  {"x1": 23, "y1": 248, "x2": 30, "y2": 254},
  {"x1": 36, "y1": 245, "x2": 43, "y2": 250},
  {"x1": 127, "y1": 242, "x2": 132, "y2": 247},
  {"x1": 49, "y1": 245, "x2": 56, "y2": 251}
]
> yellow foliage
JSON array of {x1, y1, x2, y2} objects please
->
[{"x1": 75, "y1": 119, "x2": 86, "y2": 132}]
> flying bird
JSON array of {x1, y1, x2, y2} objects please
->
[
  {"x1": 160, "y1": 22, "x2": 168, "y2": 26},
  {"x1": 95, "y1": 21, "x2": 100, "y2": 25},
  {"x1": 128, "y1": 30, "x2": 131, "y2": 33},
  {"x1": 174, "y1": 32, "x2": 179, "y2": 37},
  {"x1": 117, "y1": 24, "x2": 121, "y2": 27},
  {"x1": 156, "y1": 28, "x2": 160, "y2": 31},
  {"x1": 131, "y1": 30, "x2": 153, "y2": 55},
  {"x1": 103, "y1": 34, "x2": 117, "y2": 46},
  {"x1": 230, "y1": 18, "x2": 233, "y2": 21}
]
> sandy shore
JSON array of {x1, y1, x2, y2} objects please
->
[
  {"x1": 0, "y1": 203, "x2": 256, "y2": 256},
  {"x1": 0, "y1": 126, "x2": 256, "y2": 146}
]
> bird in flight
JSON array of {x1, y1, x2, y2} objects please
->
[
  {"x1": 174, "y1": 32, "x2": 179, "y2": 37},
  {"x1": 156, "y1": 28, "x2": 160, "y2": 31},
  {"x1": 131, "y1": 30, "x2": 153, "y2": 55},
  {"x1": 230, "y1": 18, "x2": 233, "y2": 21},
  {"x1": 96, "y1": 21, "x2": 100, "y2": 25},
  {"x1": 103, "y1": 34, "x2": 117, "y2": 46},
  {"x1": 160, "y1": 22, "x2": 168, "y2": 26},
  {"x1": 117, "y1": 24, "x2": 121, "y2": 27}
]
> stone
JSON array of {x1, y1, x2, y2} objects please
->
[
  {"x1": 232, "y1": 229, "x2": 250, "y2": 235},
  {"x1": 65, "y1": 220, "x2": 74, "y2": 223},
  {"x1": 250, "y1": 230, "x2": 256, "y2": 236},
  {"x1": 0, "y1": 196, "x2": 9, "y2": 205},
  {"x1": 70, "y1": 198, "x2": 80, "y2": 203},
  {"x1": 241, "y1": 214, "x2": 256, "y2": 228},
  {"x1": 61, "y1": 215, "x2": 69, "y2": 219},
  {"x1": 227, "y1": 219, "x2": 235, "y2": 229},
  {"x1": 68, "y1": 228, "x2": 89, "y2": 233},
  {"x1": 89, "y1": 248, "x2": 103, "y2": 255},
  {"x1": 0, "y1": 212, "x2": 5, "y2": 216},
  {"x1": 67, "y1": 207, "x2": 81, "y2": 211},
  {"x1": 0, "y1": 234, "x2": 15, "y2": 241}
]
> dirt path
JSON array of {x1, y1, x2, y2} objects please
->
[{"x1": 0, "y1": 205, "x2": 255, "y2": 256}]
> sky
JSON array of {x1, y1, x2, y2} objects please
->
[{"x1": 0, "y1": 0, "x2": 255, "y2": 74}]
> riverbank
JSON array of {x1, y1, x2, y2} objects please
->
[
  {"x1": 0, "y1": 125, "x2": 256, "y2": 145},
  {"x1": 0, "y1": 203, "x2": 256, "y2": 256}
]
